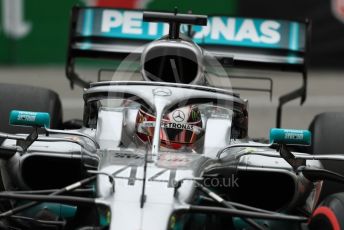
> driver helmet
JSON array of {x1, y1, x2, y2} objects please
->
[{"x1": 135, "y1": 105, "x2": 204, "y2": 150}]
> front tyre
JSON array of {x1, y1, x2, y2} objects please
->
[{"x1": 309, "y1": 193, "x2": 344, "y2": 230}]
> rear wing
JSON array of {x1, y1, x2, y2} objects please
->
[{"x1": 66, "y1": 6, "x2": 311, "y2": 127}]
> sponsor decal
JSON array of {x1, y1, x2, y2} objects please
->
[
  {"x1": 284, "y1": 129, "x2": 304, "y2": 140},
  {"x1": 139, "y1": 121, "x2": 202, "y2": 134},
  {"x1": 332, "y1": 0, "x2": 344, "y2": 23},
  {"x1": 158, "y1": 154, "x2": 191, "y2": 168},
  {"x1": 162, "y1": 122, "x2": 195, "y2": 132},
  {"x1": 284, "y1": 132, "x2": 304, "y2": 140},
  {"x1": 153, "y1": 87, "x2": 172, "y2": 96},
  {"x1": 17, "y1": 111, "x2": 36, "y2": 122},
  {"x1": 172, "y1": 110, "x2": 185, "y2": 122},
  {"x1": 99, "y1": 10, "x2": 281, "y2": 46},
  {"x1": 77, "y1": 8, "x2": 306, "y2": 51},
  {"x1": 191, "y1": 109, "x2": 201, "y2": 121}
]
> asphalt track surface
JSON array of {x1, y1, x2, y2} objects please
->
[{"x1": 0, "y1": 67, "x2": 343, "y2": 138}]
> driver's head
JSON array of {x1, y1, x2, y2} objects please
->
[{"x1": 135, "y1": 105, "x2": 204, "y2": 150}]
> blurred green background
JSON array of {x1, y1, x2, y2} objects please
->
[
  {"x1": 1, "y1": 0, "x2": 343, "y2": 66},
  {"x1": 0, "y1": 0, "x2": 237, "y2": 65}
]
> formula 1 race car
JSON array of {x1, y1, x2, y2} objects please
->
[{"x1": 1, "y1": 7, "x2": 344, "y2": 230}]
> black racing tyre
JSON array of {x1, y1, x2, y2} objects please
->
[
  {"x1": 309, "y1": 193, "x2": 344, "y2": 230},
  {"x1": 309, "y1": 112, "x2": 344, "y2": 200}
]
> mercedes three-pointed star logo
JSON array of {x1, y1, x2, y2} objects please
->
[
  {"x1": 172, "y1": 110, "x2": 186, "y2": 122},
  {"x1": 153, "y1": 87, "x2": 172, "y2": 96}
]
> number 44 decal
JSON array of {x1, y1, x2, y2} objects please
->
[{"x1": 112, "y1": 166, "x2": 177, "y2": 188}]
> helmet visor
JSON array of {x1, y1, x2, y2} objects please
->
[{"x1": 136, "y1": 109, "x2": 203, "y2": 149}]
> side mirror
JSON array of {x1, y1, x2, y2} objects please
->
[
  {"x1": 270, "y1": 128, "x2": 311, "y2": 146},
  {"x1": 9, "y1": 110, "x2": 50, "y2": 128}
]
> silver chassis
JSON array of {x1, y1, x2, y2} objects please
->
[{"x1": 0, "y1": 81, "x2": 334, "y2": 230}]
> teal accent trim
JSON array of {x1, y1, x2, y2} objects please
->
[
  {"x1": 81, "y1": 9, "x2": 94, "y2": 49},
  {"x1": 60, "y1": 205, "x2": 78, "y2": 218},
  {"x1": 9, "y1": 110, "x2": 50, "y2": 128},
  {"x1": 286, "y1": 53, "x2": 299, "y2": 64},
  {"x1": 23, "y1": 203, "x2": 77, "y2": 219},
  {"x1": 287, "y1": 22, "x2": 300, "y2": 64},
  {"x1": 80, "y1": 41, "x2": 92, "y2": 50},
  {"x1": 99, "y1": 213, "x2": 108, "y2": 226},
  {"x1": 270, "y1": 128, "x2": 311, "y2": 145},
  {"x1": 83, "y1": 9, "x2": 94, "y2": 36},
  {"x1": 91, "y1": 183, "x2": 96, "y2": 195},
  {"x1": 289, "y1": 22, "x2": 299, "y2": 51},
  {"x1": 233, "y1": 217, "x2": 253, "y2": 229}
]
